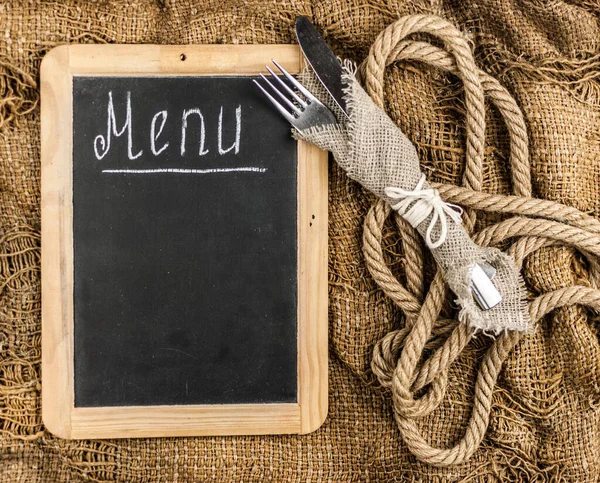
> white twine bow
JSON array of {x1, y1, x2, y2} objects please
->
[{"x1": 385, "y1": 174, "x2": 464, "y2": 249}]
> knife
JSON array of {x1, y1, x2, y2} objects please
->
[{"x1": 295, "y1": 16, "x2": 349, "y2": 118}]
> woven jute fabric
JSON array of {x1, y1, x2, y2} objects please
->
[{"x1": 2, "y1": 0, "x2": 600, "y2": 481}]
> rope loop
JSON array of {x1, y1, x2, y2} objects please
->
[{"x1": 360, "y1": 14, "x2": 600, "y2": 466}]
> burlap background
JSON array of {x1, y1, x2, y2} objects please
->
[{"x1": 1, "y1": 0, "x2": 600, "y2": 481}]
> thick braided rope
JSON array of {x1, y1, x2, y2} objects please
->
[
  {"x1": 434, "y1": 184, "x2": 600, "y2": 234},
  {"x1": 366, "y1": 14, "x2": 486, "y2": 193},
  {"x1": 362, "y1": 15, "x2": 600, "y2": 466},
  {"x1": 366, "y1": 14, "x2": 511, "y2": 464},
  {"x1": 360, "y1": 40, "x2": 531, "y2": 197}
]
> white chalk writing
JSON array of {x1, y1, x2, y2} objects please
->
[
  {"x1": 218, "y1": 105, "x2": 241, "y2": 155},
  {"x1": 150, "y1": 110, "x2": 169, "y2": 156},
  {"x1": 92, "y1": 92, "x2": 257, "y2": 174},
  {"x1": 94, "y1": 91, "x2": 143, "y2": 161},
  {"x1": 102, "y1": 167, "x2": 266, "y2": 174},
  {"x1": 181, "y1": 108, "x2": 209, "y2": 156}
]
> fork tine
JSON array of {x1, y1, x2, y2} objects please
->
[
  {"x1": 258, "y1": 73, "x2": 300, "y2": 115},
  {"x1": 271, "y1": 59, "x2": 315, "y2": 102},
  {"x1": 265, "y1": 66, "x2": 307, "y2": 108},
  {"x1": 252, "y1": 79, "x2": 296, "y2": 124}
]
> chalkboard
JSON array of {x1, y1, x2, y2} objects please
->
[
  {"x1": 41, "y1": 45, "x2": 328, "y2": 439},
  {"x1": 72, "y1": 75, "x2": 298, "y2": 407}
]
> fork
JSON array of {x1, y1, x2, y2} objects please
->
[{"x1": 253, "y1": 59, "x2": 337, "y2": 130}]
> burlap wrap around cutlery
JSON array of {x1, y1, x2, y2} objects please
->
[{"x1": 297, "y1": 67, "x2": 531, "y2": 334}]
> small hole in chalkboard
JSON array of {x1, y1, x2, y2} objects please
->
[{"x1": 180, "y1": 53, "x2": 187, "y2": 61}]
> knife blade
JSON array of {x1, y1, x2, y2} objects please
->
[{"x1": 295, "y1": 16, "x2": 349, "y2": 118}]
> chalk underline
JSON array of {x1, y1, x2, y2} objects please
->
[{"x1": 101, "y1": 167, "x2": 267, "y2": 174}]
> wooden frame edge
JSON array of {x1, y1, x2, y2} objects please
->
[
  {"x1": 70, "y1": 403, "x2": 302, "y2": 438},
  {"x1": 41, "y1": 44, "x2": 328, "y2": 439},
  {"x1": 298, "y1": 141, "x2": 329, "y2": 434},
  {"x1": 41, "y1": 44, "x2": 74, "y2": 439}
]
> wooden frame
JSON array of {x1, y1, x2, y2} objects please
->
[{"x1": 41, "y1": 45, "x2": 328, "y2": 439}]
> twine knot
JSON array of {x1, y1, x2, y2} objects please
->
[{"x1": 385, "y1": 174, "x2": 463, "y2": 249}]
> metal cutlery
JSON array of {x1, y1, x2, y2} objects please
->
[
  {"x1": 253, "y1": 18, "x2": 503, "y2": 312},
  {"x1": 295, "y1": 16, "x2": 349, "y2": 118},
  {"x1": 252, "y1": 59, "x2": 337, "y2": 131}
]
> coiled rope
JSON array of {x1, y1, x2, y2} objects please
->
[{"x1": 358, "y1": 14, "x2": 600, "y2": 466}]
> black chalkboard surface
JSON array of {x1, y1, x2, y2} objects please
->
[
  {"x1": 42, "y1": 44, "x2": 327, "y2": 439},
  {"x1": 72, "y1": 76, "x2": 298, "y2": 407}
]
